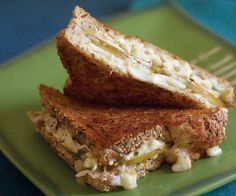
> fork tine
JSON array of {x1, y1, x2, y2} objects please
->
[{"x1": 213, "y1": 61, "x2": 236, "y2": 76}]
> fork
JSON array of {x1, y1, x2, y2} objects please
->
[{"x1": 190, "y1": 46, "x2": 236, "y2": 87}]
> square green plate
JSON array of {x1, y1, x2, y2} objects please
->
[{"x1": 0, "y1": 3, "x2": 236, "y2": 196}]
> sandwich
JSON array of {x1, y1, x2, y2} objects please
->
[
  {"x1": 28, "y1": 85, "x2": 228, "y2": 192},
  {"x1": 57, "y1": 6, "x2": 235, "y2": 109}
]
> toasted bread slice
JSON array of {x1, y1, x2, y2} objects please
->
[
  {"x1": 57, "y1": 6, "x2": 235, "y2": 108},
  {"x1": 28, "y1": 85, "x2": 227, "y2": 191}
]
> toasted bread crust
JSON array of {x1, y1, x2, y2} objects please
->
[
  {"x1": 31, "y1": 122, "x2": 114, "y2": 192},
  {"x1": 29, "y1": 117, "x2": 162, "y2": 192},
  {"x1": 39, "y1": 85, "x2": 227, "y2": 162},
  {"x1": 32, "y1": 116, "x2": 75, "y2": 169},
  {"x1": 28, "y1": 85, "x2": 228, "y2": 192},
  {"x1": 57, "y1": 6, "x2": 235, "y2": 108}
]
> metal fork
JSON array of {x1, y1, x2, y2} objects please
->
[{"x1": 190, "y1": 46, "x2": 236, "y2": 87}]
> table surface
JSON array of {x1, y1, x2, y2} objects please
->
[{"x1": 1, "y1": 0, "x2": 236, "y2": 195}]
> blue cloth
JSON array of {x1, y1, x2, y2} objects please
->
[{"x1": 1, "y1": 0, "x2": 236, "y2": 195}]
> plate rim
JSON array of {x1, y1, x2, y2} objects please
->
[{"x1": 0, "y1": 3, "x2": 236, "y2": 195}]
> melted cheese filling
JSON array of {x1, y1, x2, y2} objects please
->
[
  {"x1": 41, "y1": 113, "x2": 223, "y2": 189},
  {"x1": 67, "y1": 23, "x2": 231, "y2": 107},
  {"x1": 172, "y1": 148, "x2": 192, "y2": 172},
  {"x1": 206, "y1": 146, "x2": 222, "y2": 157},
  {"x1": 52, "y1": 127, "x2": 83, "y2": 153},
  {"x1": 44, "y1": 120, "x2": 163, "y2": 189},
  {"x1": 123, "y1": 139, "x2": 164, "y2": 160},
  {"x1": 111, "y1": 166, "x2": 137, "y2": 189}
]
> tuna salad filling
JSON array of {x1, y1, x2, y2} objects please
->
[
  {"x1": 66, "y1": 19, "x2": 234, "y2": 107},
  {"x1": 29, "y1": 110, "x2": 223, "y2": 190}
]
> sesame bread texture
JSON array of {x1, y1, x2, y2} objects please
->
[
  {"x1": 28, "y1": 85, "x2": 228, "y2": 191},
  {"x1": 29, "y1": 121, "x2": 163, "y2": 192},
  {"x1": 39, "y1": 85, "x2": 227, "y2": 155},
  {"x1": 57, "y1": 6, "x2": 235, "y2": 109}
]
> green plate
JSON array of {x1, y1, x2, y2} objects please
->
[{"x1": 1, "y1": 3, "x2": 236, "y2": 196}]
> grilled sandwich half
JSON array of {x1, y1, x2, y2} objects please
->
[
  {"x1": 28, "y1": 85, "x2": 228, "y2": 192},
  {"x1": 57, "y1": 6, "x2": 235, "y2": 109}
]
